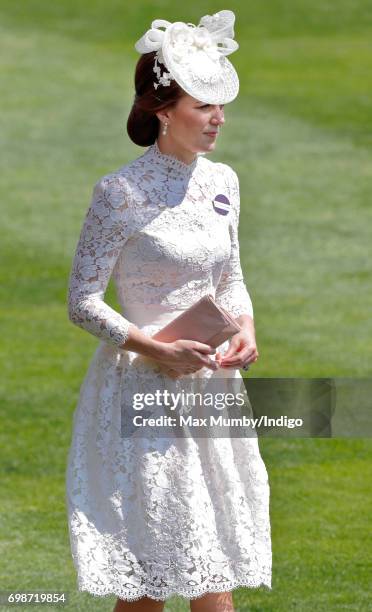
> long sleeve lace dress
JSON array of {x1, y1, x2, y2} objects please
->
[{"x1": 65, "y1": 139, "x2": 272, "y2": 602}]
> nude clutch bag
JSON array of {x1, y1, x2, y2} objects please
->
[{"x1": 151, "y1": 294, "x2": 241, "y2": 348}]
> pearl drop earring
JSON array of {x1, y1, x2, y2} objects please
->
[{"x1": 162, "y1": 121, "x2": 168, "y2": 136}]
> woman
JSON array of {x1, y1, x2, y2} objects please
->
[{"x1": 66, "y1": 10, "x2": 272, "y2": 612}]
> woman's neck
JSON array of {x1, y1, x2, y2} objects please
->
[{"x1": 156, "y1": 136, "x2": 197, "y2": 166}]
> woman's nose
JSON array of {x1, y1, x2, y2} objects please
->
[{"x1": 211, "y1": 106, "x2": 225, "y2": 125}]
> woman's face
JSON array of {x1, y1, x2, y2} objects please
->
[{"x1": 157, "y1": 93, "x2": 225, "y2": 154}]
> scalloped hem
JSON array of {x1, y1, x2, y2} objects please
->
[{"x1": 77, "y1": 578, "x2": 272, "y2": 602}]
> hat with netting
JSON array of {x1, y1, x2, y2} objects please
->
[{"x1": 134, "y1": 10, "x2": 240, "y2": 105}]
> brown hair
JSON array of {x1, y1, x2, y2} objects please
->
[{"x1": 127, "y1": 52, "x2": 185, "y2": 147}]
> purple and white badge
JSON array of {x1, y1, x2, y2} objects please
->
[{"x1": 212, "y1": 194, "x2": 230, "y2": 216}]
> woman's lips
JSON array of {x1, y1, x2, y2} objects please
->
[{"x1": 205, "y1": 132, "x2": 218, "y2": 138}]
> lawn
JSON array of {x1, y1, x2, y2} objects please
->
[{"x1": 0, "y1": 1, "x2": 371, "y2": 610}]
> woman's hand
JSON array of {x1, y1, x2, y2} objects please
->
[
  {"x1": 147, "y1": 339, "x2": 219, "y2": 379},
  {"x1": 216, "y1": 329, "x2": 259, "y2": 370}
]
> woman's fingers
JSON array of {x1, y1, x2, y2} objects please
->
[
  {"x1": 222, "y1": 355, "x2": 255, "y2": 365},
  {"x1": 199, "y1": 355, "x2": 219, "y2": 370},
  {"x1": 221, "y1": 348, "x2": 259, "y2": 367},
  {"x1": 221, "y1": 341, "x2": 241, "y2": 360},
  {"x1": 192, "y1": 342, "x2": 216, "y2": 355}
]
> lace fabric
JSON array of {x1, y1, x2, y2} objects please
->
[
  {"x1": 67, "y1": 139, "x2": 253, "y2": 348},
  {"x1": 66, "y1": 140, "x2": 271, "y2": 601}
]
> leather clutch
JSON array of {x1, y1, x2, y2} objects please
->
[{"x1": 151, "y1": 294, "x2": 241, "y2": 348}]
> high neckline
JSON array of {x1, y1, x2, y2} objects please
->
[{"x1": 146, "y1": 139, "x2": 200, "y2": 177}]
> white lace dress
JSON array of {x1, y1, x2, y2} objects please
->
[{"x1": 66, "y1": 139, "x2": 272, "y2": 602}]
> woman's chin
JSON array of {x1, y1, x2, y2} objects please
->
[{"x1": 200, "y1": 141, "x2": 217, "y2": 153}]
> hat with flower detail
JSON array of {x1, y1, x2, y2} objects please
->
[{"x1": 134, "y1": 10, "x2": 240, "y2": 105}]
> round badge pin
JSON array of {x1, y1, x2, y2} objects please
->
[{"x1": 212, "y1": 194, "x2": 230, "y2": 216}]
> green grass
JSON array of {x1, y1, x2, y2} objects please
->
[{"x1": 1, "y1": 1, "x2": 372, "y2": 610}]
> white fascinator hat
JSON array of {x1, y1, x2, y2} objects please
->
[{"x1": 134, "y1": 10, "x2": 240, "y2": 105}]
